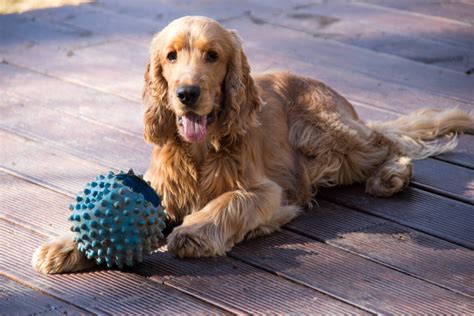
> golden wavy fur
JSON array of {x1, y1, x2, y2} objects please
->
[{"x1": 32, "y1": 16, "x2": 473, "y2": 273}]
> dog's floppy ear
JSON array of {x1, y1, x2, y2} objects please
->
[
  {"x1": 143, "y1": 38, "x2": 176, "y2": 145},
  {"x1": 221, "y1": 30, "x2": 262, "y2": 142}
]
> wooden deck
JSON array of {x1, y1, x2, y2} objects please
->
[{"x1": 1, "y1": 0, "x2": 473, "y2": 314}]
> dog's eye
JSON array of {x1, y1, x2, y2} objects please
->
[
  {"x1": 205, "y1": 51, "x2": 218, "y2": 62},
  {"x1": 167, "y1": 51, "x2": 177, "y2": 62}
]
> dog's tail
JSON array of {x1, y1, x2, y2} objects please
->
[{"x1": 367, "y1": 108, "x2": 473, "y2": 160}]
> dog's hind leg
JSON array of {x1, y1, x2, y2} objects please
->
[
  {"x1": 32, "y1": 232, "x2": 95, "y2": 274},
  {"x1": 365, "y1": 156, "x2": 413, "y2": 197},
  {"x1": 364, "y1": 109, "x2": 473, "y2": 197}
]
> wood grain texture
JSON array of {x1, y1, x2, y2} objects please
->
[
  {"x1": 0, "y1": 94, "x2": 151, "y2": 172},
  {"x1": 363, "y1": 0, "x2": 474, "y2": 26},
  {"x1": 287, "y1": 200, "x2": 474, "y2": 298},
  {"x1": 0, "y1": 129, "x2": 116, "y2": 196},
  {"x1": 254, "y1": 4, "x2": 474, "y2": 72},
  {"x1": 281, "y1": 2, "x2": 474, "y2": 48},
  {"x1": 3, "y1": 11, "x2": 473, "y2": 108},
  {"x1": 0, "y1": 171, "x2": 73, "y2": 236},
  {"x1": 0, "y1": 220, "x2": 227, "y2": 314},
  {"x1": 231, "y1": 230, "x2": 474, "y2": 314},
  {"x1": 244, "y1": 44, "x2": 473, "y2": 116},
  {"x1": 412, "y1": 158, "x2": 474, "y2": 204},
  {"x1": 0, "y1": 12, "x2": 106, "y2": 50},
  {"x1": 0, "y1": 63, "x2": 143, "y2": 136},
  {"x1": 436, "y1": 134, "x2": 474, "y2": 169},
  {"x1": 90, "y1": 0, "x2": 316, "y2": 22},
  {"x1": 0, "y1": 15, "x2": 146, "y2": 100},
  {"x1": 225, "y1": 17, "x2": 474, "y2": 104},
  {"x1": 320, "y1": 186, "x2": 474, "y2": 249},
  {"x1": 0, "y1": 275, "x2": 89, "y2": 315},
  {"x1": 134, "y1": 251, "x2": 366, "y2": 314}
]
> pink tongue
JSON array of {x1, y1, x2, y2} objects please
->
[{"x1": 182, "y1": 113, "x2": 207, "y2": 142}]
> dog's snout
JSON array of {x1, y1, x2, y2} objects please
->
[{"x1": 176, "y1": 85, "x2": 201, "y2": 107}]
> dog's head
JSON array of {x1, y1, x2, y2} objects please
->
[{"x1": 143, "y1": 16, "x2": 261, "y2": 146}]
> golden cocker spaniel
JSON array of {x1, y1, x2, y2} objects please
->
[{"x1": 33, "y1": 16, "x2": 473, "y2": 273}]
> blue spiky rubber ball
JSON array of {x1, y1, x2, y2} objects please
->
[{"x1": 68, "y1": 169, "x2": 166, "y2": 268}]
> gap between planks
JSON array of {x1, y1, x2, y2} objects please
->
[{"x1": 0, "y1": 273, "x2": 91, "y2": 315}]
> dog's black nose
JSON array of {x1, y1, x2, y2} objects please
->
[{"x1": 176, "y1": 85, "x2": 201, "y2": 106}]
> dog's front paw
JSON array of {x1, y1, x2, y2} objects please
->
[
  {"x1": 167, "y1": 225, "x2": 225, "y2": 258},
  {"x1": 32, "y1": 233, "x2": 94, "y2": 274}
]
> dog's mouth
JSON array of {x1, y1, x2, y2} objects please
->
[{"x1": 177, "y1": 112, "x2": 215, "y2": 143}]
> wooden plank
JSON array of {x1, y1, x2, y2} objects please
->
[
  {"x1": 0, "y1": 94, "x2": 151, "y2": 172},
  {"x1": 0, "y1": 221, "x2": 227, "y2": 315},
  {"x1": 437, "y1": 134, "x2": 474, "y2": 169},
  {"x1": 412, "y1": 158, "x2": 474, "y2": 204},
  {"x1": 134, "y1": 251, "x2": 365, "y2": 314},
  {"x1": 25, "y1": 3, "x2": 174, "y2": 46},
  {"x1": 0, "y1": 129, "x2": 116, "y2": 196},
  {"x1": 231, "y1": 230, "x2": 474, "y2": 314},
  {"x1": 0, "y1": 15, "x2": 146, "y2": 101},
  {"x1": 286, "y1": 200, "x2": 474, "y2": 298},
  {"x1": 320, "y1": 186, "x2": 474, "y2": 249},
  {"x1": 276, "y1": 2, "x2": 474, "y2": 49},
  {"x1": 257, "y1": 8, "x2": 474, "y2": 73},
  {"x1": 224, "y1": 17, "x2": 474, "y2": 104},
  {"x1": 1, "y1": 17, "x2": 470, "y2": 119},
  {"x1": 351, "y1": 101, "x2": 398, "y2": 122},
  {"x1": 0, "y1": 275, "x2": 89, "y2": 315},
  {"x1": 3, "y1": 12, "x2": 474, "y2": 108},
  {"x1": 90, "y1": 0, "x2": 316, "y2": 21},
  {"x1": 1, "y1": 171, "x2": 75, "y2": 236},
  {"x1": 0, "y1": 63, "x2": 143, "y2": 136},
  {"x1": 250, "y1": 47, "x2": 474, "y2": 113},
  {"x1": 0, "y1": 12, "x2": 106, "y2": 51},
  {"x1": 362, "y1": 0, "x2": 474, "y2": 26},
  {"x1": 0, "y1": 173, "x2": 364, "y2": 315}
]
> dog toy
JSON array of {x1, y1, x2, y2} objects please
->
[{"x1": 68, "y1": 169, "x2": 166, "y2": 268}]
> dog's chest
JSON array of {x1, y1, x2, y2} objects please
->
[
  {"x1": 157, "y1": 144, "x2": 241, "y2": 215},
  {"x1": 198, "y1": 153, "x2": 241, "y2": 203}
]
